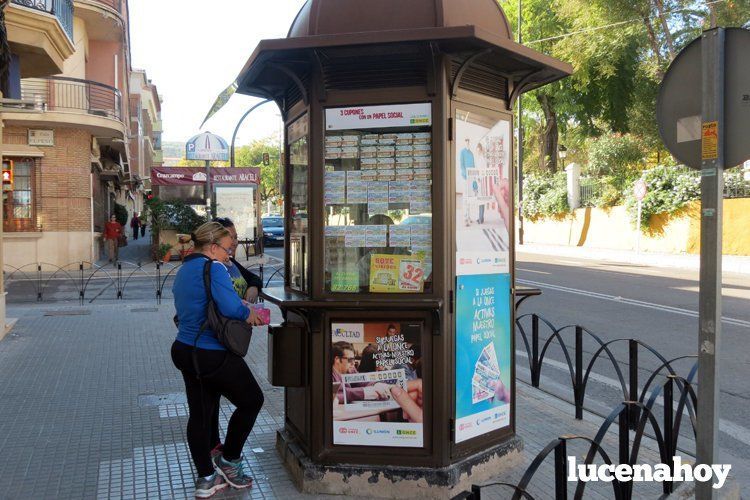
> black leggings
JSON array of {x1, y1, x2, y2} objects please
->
[{"x1": 171, "y1": 341, "x2": 264, "y2": 477}]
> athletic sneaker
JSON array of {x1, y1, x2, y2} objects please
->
[
  {"x1": 210, "y1": 443, "x2": 223, "y2": 462},
  {"x1": 194, "y1": 474, "x2": 227, "y2": 498},
  {"x1": 212, "y1": 455, "x2": 253, "y2": 489}
]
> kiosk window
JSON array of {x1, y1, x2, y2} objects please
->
[
  {"x1": 288, "y1": 114, "x2": 309, "y2": 292},
  {"x1": 323, "y1": 103, "x2": 433, "y2": 294}
]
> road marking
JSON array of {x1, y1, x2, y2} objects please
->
[
  {"x1": 515, "y1": 350, "x2": 750, "y2": 447},
  {"x1": 517, "y1": 268, "x2": 550, "y2": 275},
  {"x1": 673, "y1": 285, "x2": 750, "y2": 300},
  {"x1": 517, "y1": 278, "x2": 750, "y2": 329}
]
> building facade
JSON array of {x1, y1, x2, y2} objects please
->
[{"x1": 1, "y1": 0, "x2": 161, "y2": 268}]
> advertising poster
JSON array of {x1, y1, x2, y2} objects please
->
[
  {"x1": 215, "y1": 186, "x2": 257, "y2": 240},
  {"x1": 326, "y1": 103, "x2": 431, "y2": 131},
  {"x1": 455, "y1": 274, "x2": 512, "y2": 443},
  {"x1": 369, "y1": 254, "x2": 425, "y2": 293},
  {"x1": 455, "y1": 111, "x2": 511, "y2": 275},
  {"x1": 331, "y1": 322, "x2": 424, "y2": 447}
]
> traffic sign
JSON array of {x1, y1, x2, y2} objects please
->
[
  {"x1": 186, "y1": 131, "x2": 229, "y2": 161},
  {"x1": 657, "y1": 28, "x2": 750, "y2": 169},
  {"x1": 633, "y1": 179, "x2": 647, "y2": 201}
]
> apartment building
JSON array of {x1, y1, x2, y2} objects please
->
[
  {"x1": 128, "y1": 68, "x2": 163, "y2": 210},
  {"x1": 1, "y1": 0, "x2": 160, "y2": 268}
]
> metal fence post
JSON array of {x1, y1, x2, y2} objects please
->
[
  {"x1": 117, "y1": 262, "x2": 123, "y2": 299},
  {"x1": 156, "y1": 262, "x2": 161, "y2": 305},
  {"x1": 79, "y1": 262, "x2": 84, "y2": 306},
  {"x1": 531, "y1": 314, "x2": 540, "y2": 387},
  {"x1": 554, "y1": 439, "x2": 569, "y2": 500},
  {"x1": 619, "y1": 405, "x2": 632, "y2": 499},
  {"x1": 36, "y1": 264, "x2": 42, "y2": 301},
  {"x1": 628, "y1": 340, "x2": 640, "y2": 430},
  {"x1": 664, "y1": 377, "x2": 675, "y2": 495},
  {"x1": 575, "y1": 326, "x2": 583, "y2": 420}
]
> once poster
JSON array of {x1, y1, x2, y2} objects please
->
[
  {"x1": 369, "y1": 254, "x2": 425, "y2": 293},
  {"x1": 455, "y1": 112, "x2": 511, "y2": 275},
  {"x1": 332, "y1": 322, "x2": 424, "y2": 447},
  {"x1": 455, "y1": 274, "x2": 512, "y2": 443}
]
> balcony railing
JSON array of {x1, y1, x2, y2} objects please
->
[
  {"x1": 20, "y1": 76, "x2": 122, "y2": 121},
  {"x1": 11, "y1": 0, "x2": 74, "y2": 40}
]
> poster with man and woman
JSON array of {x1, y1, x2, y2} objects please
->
[
  {"x1": 331, "y1": 321, "x2": 424, "y2": 447},
  {"x1": 454, "y1": 111, "x2": 513, "y2": 443}
]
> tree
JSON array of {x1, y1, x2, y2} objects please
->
[{"x1": 233, "y1": 136, "x2": 282, "y2": 202}]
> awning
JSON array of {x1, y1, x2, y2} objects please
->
[
  {"x1": 2, "y1": 144, "x2": 45, "y2": 158},
  {"x1": 151, "y1": 166, "x2": 260, "y2": 186}
]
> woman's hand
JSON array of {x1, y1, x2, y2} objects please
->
[
  {"x1": 491, "y1": 178, "x2": 511, "y2": 231},
  {"x1": 390, "y1": 379, "x2": 423, "y2": 423},
  {"x1": 245, "y1": 307, "x2": 264, "y2": 326},
  {"x1": 245, "y1": 286, "x2": 259, "y2": 303}
]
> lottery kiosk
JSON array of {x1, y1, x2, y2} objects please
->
[{"x1": 237, "y1": 0, "x2": 571, "y2": 496}]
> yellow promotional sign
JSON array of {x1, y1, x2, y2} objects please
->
[
  {"x1": 369, "y1": 254, "x2": 425, "y2": 293},
  {"x1": 701, "y1": 121, "x2": 718, "y2": 160}
]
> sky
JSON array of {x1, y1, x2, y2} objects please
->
[{"x1": 128, "y1": 0, "x2": 307, "y2": 148}]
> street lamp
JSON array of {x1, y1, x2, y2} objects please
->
[{"x1": 559, "y1": 144, "x2": 567, "y2": 170}]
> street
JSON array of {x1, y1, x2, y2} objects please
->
[{"x1": 516, "y1": 251, "x2": 750, "y2": 485}]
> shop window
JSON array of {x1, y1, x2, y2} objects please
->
[
  {"x1": 3, "y1": 158, "x2": 36, "y2": 232},
  {"x1": 287, "y1": 114, "x2": 309, "y2": 292},
  {"x1": 323, "y1": 103, "x2": 433, "y2": 294}
]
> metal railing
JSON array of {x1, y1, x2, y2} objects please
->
[
  {"x1": 20, "y1": 76, "x2": 122, "y2": 121},
  {"x1": 578, "y1": 178, "x2": 601, "y2": 207},
  {"x1": 10, "y1": 0, "x2": 73, "y2": 40},
  {"x1": 3, "y1": 261, "x2": 285, "y2": 305},
  {"x1": 456, "y1": 313, "x2": 698, "y2": 500}
]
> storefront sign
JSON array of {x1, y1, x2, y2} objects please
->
[
  {"x1": 455, "y1": 112, "x2": 511, "y2": 275},
  {"x1": 326, "y1": 103, "x2": 431, "y2": 131},
  {"x1": 455, "y1": 274, "x2": 512, "y2": 443},
  {"x1": 369, "y1": 254, "x2": 425, "y2": 293},
  {"x1": 331, "y1": 321, "x2": 424, "y2": 447},
  {"x1": 151, "y1": 167, "x2": 259, "y2": 186},
  {"x1": 28, "y1": 129, "x2": 54, "y2": 146}
]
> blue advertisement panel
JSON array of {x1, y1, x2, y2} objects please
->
[{"x1": 455, "y1": 273, "x2": 512, "y2": 443}]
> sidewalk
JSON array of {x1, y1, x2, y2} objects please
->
[
  {"x1": 518, "y1": 242, "x2": 750, "y2": 275},
  {"x1": 0, "y1": 302, "x2": 688, "y2": 499}
]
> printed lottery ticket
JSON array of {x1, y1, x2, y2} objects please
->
[{"x1": 341, "y1": 369, "x2": 407, "y2": 410}]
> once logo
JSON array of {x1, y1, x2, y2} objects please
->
[
  {"x1": 396, "y1": 430, "x2": 417, "y2": 436},
  {"x1": 192, "y1": 172, "x2": 208, "y2": 182}
]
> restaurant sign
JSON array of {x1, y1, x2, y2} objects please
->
[{"x1": 151, "y1": 167, "x2": 260, "y2": 186}]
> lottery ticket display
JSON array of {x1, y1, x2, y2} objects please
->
[
  {"x1": 331, "y1": 321, "x2": 424, "y2": 447},
  {"x1": 323, "y1": 103, "x2": 433, "y2": 294}
]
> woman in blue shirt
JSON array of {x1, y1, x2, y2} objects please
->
[{"x1": 171, "y1": 221, "x2": 264, "y2": 497}]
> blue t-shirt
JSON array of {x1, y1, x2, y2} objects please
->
[
  {"x1": 460, "y1": 148, "x2": 475, "y2": 180},
  {"x1": 173, "y1": 254, "x2": 250, "y2": 350}
]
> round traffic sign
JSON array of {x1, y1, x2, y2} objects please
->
[
  {"x1": 656, "y1": 28, "x2": 750, "y2": 170},
  {"x1": 634, "y1": 179, "x2": 648, "y2": 201}
]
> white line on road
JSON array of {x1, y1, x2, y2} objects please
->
[
  {"x1": 517, "y1": 278, "x2": 750, "y2": 329},
  {"x1": 516, "y1": 350, "x2": 750, "y2": 447},
  {"x1": 517, "y1": 268, "x2": 550, "y2": 275}
]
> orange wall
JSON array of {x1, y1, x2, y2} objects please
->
[{"x1": 86, "y1": 41, "x2": 120, "y2": 88}]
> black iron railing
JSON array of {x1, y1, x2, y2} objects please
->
[
  {"x1": 10, "y1": 0, "x2": 73, "y2": 40},
  {"x1": 19, "y1": 76, "x2": 122, "y2": 121},
  {"x1": 454, "y1": 313, "x2": 699, "y2": 500},
  {"x1": 3, "y1": 261, "x2": 285, "y2": 305}
]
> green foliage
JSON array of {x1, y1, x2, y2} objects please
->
[
  {"x1": 587, "y1": 133, "x2": 645, "y2": 176},
  {"x1": 113, "y1": 203, "x2": 128, "y2": 226},
  {"x1": 157, "y1": 243, "x2": 173, "y2": 260},
  {"x1": 625, "y1": 166, "x2": 700, "y2": 228},
  {"x1": 146, "y1": 197, "x2": 207, "y2": 235},
  {"x1": 522, "y1": 172, "x2": 570, "y2": 218},
  {"x1": 234, "y1": 136, "x2": 282, "y2": 202}
]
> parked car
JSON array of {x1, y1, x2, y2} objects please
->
[
  {"x1": 400, "y1": 213, "x2": 432, "y2": 225},
  {"x1": 261, "y1": 216, "x2": 284, "y2": 246}
]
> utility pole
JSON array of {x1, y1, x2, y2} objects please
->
[{"x1": 517, "y1": 0, "x2": 524, "y2": 245}]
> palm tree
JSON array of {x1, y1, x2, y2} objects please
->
[{"x1": 0, "y1": 0, "x2": 10, "y2": 97}]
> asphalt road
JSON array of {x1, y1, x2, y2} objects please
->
[{"x1": 516, "y1": 250, "x2": 750, "y2": 487}]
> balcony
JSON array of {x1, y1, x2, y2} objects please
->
[
  {"x1": 74, "y1": 0, "x2": 124, "y2": 41},
  {"x1": 19, "y1": 76, "x2": 122, "y2": 120},
  {"x1": 7, "y1": 0, "x2": 75, "y2": 76},
  {"x1": 10, "y1": 0, "x2": 73, "y2": 39}
]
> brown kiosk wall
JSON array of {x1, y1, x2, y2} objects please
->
[{"x1": 237, "y1": 0, "x2": 571, "y2": 492}]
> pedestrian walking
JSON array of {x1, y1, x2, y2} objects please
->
[
  {"x1": 171, "y1": 221, "x2": 265, "y2": 498},
  {"x1": 140, "y1": 217, "x2": 147, "y2": 238},
  {"x1": 130, "y1": 213, "x2": 141, "y2": 241},
  {"x1": 103, "y1": 214, "x2": 123, "y2": 263}
]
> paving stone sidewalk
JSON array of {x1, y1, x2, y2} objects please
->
[{"x1": 0, "y1": 302, "x2": 683, "y2": 499}]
